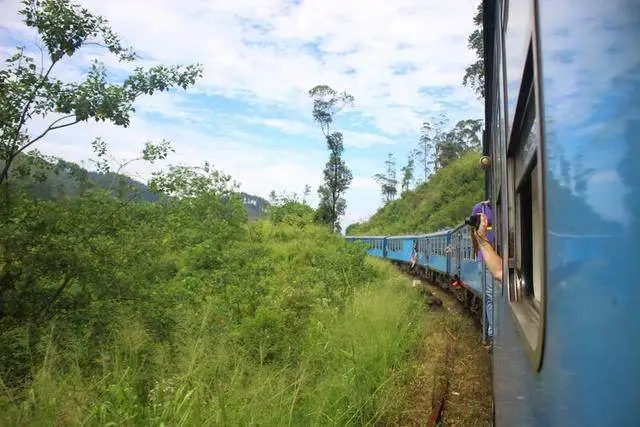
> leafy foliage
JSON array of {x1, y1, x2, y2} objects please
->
[
  {"x1": 346, "y1": 151, "x2": 484, "y2": 235},
  {"x1": 0, "y1": 0, "x2": 203, "y2": 185},
  {"x1": 415, "y1": 114, "x2": 448, "y2": 182},
  {"x1": 400, "y1": 151, "x2": 416, "y2": 195},
  {"x1": 267, "y1": 190, "x2": 316, "y2": 227},
  {"x1": 374, "y1": 153, "x2": 398, "y2": 203},
  {"x1": 462, "y1": 2, "x2": 484, "y2": 99},
  {"x1": 0, "y1": 157, "x2": 427, "y2": 424},
  {"x1": 308, "y1": 85, "x2": 354, "y2": 232},
  {"x1": 435, "y1": 118, "x2": 482, "y2": 170},
  {"x1": 413, "y1": 114, "x2": 482, "y2": 187}
]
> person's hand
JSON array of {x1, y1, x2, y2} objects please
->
[{"x1": 475, "y1": 213, "x2": 489, "y2": 243}]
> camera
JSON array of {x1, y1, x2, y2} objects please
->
[{"x1": 465, "y1": 213, "x2": 481, "y2": 228}]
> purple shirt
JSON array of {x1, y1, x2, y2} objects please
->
[{"x1": 471, "y1": 201, "x2": 493, "y2": 262}]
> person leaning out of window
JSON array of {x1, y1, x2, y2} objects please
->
[{"x1": 472, "y1": 213, "x2": 503, "y2": 282}]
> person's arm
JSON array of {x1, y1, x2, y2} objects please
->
[{"x1": 475, "y1": 213, "x2": 503, "y2": 282}]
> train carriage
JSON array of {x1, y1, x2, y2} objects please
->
[
  {"x1": 386, "y1": 235, "x2": 429, "y2": 265},
  {"x1": 449, "y1": 224, "x2": 482, "y2": 296},
  {"x1": 347, "y1": 0, "x2": 640, "y2": 424},
  {"x1": 344, "y1": 235, "x2": 387, "y2": 258},
  {"x1": 483, "y1": 0, "x2": 640, "y2": 424},
  {"x1": 423, "y1": 230, "x2": 450, "y2": 274}
]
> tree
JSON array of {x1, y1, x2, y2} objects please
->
[
  {"x1": 415, "y1": 114, "x2": 448, "y2": 181},
  {"x1": 400, "y1": 150, "x2": 416, "y2": 194},
  {"x1": 266, "y1": 189, "x2": 315, "y2": 227},
  {"x1": 308, "y1": 85, "x2": 354, "y2": 232},
  {"x1": 434, "y1": 119, "x2": 482, "y2": 170},
  {"x1": 462, "y1": 2, "x2": 484, "y2": 99},
  {"x1": 0, "y1": 0, "x2": 203, "y2": 187},
  {"x1": 374, "y1": 153, "x2": 398, "y2": 203}
]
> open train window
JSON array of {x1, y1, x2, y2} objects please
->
[{"x1": 505, "y1": 40, "x2": 546, "y2": 371}]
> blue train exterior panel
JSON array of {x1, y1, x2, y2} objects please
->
[
  {"x1": 423, "y1": 230, "x2": 451, "y2": 274},
  {"x1": 487, "y1": 0, "x2": 640, "y2": 425}
]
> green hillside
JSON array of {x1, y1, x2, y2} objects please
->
[
  {"x1": 347, "y1": 151, "x2": 484, "y2": 235},
  {"x1": 5, "y1": 153, "x2": 268, "y2": 219}
]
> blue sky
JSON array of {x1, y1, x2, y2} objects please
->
[{"x1": 0, "y1": 0, "x2": 484, "y2": 227}]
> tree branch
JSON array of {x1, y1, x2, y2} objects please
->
[
  {"x1": 0, "y1": 114, "x2": 80, "y2": 186},
  {"x1": 13, "y1": 59, "x2": 59, "y2": 149},
  {"x1": 0, "y1": 57, "x2": 63, "y2": 186},
  {"x1": 108, "y1": 157, "x2": 141, "y2": 192},
  {"x1": 19, "y1": 115, "x2": 79, "y2": 155}
]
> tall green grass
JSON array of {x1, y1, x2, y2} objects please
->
[{"x1": 0, "y1": 259, "x2": 425, "y2": 426}]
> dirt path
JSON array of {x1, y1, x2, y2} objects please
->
[{"x1": 396, "y1": 278, "x2": 493, "y2": 426}]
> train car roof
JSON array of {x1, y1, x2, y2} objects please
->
[
  {"x1": 386, "y1": 234, "x2": 430, "y2": 240},
  {"x1": 451, "y1": 223, "x2": 469, "y2": 233},
  {"x1": 423, "y1": 229, "x2": 453, "y2": 237},
  {"x1": 346, "y1": 223, "x2": 472, "y2": 240}
]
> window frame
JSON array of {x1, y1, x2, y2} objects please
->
[{"x1": 503, "y1": 24, "x2": 547, "y2": 371}]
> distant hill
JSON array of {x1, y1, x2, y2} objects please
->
[
  {"x1": 6, "y1": 154, "x2": 269, "y2": 219},
  {"x1": 346, "y1": 151, "x2": 484, "y2": 235},
  {"x1": 240, "y1": 192, "x2": 269, "y2": 219}
]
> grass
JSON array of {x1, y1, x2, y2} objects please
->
[
  {"x1": 0, "y1": 258, "x2": 428, "y2": 426},
  {"x1": 0, "y1": 257, "x2": 492, "y2": 427}
]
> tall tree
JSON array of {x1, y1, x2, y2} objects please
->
[
  {"x1": 374, "y1": 153, "x2": 397, "y2": 203},
  {"x1": 462, "y1": 2, "x2": 484, "y2": 99},
  {"x1": 308, "y1": 85, "x2": 354, "y2": 232},
  {"x1": 415, "y1": 114, "x2": 448, "y2": 181},
  {"x1": 0, "y1": 0, "x2": 203, "y2": 187},
  {"x1": 400, "y1": 150, "x2": 415, "y2": 194}
]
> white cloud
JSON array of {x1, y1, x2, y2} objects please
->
[
  {"x1": 351, "y1": 176, "x2": 379, "y2": 190},
  {"x1": 1, "y1": 0, "x2": 484, "y2": 228},
  {"x1": 249, "y1": 118, "x2": 315, "y2": 135}
]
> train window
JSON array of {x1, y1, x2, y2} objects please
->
[{"x1": 505, "y1": 39, "x2": 545, "y2": 370}]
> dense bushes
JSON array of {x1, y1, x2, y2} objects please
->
[{"x1": 0, "y1": 170, "x2": 426, "y2": 425}]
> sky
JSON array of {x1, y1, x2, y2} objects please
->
[{"x1": 0, "y1": 0, "x2": 483, "y2": 228}]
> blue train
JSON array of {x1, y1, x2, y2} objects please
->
[
  {"x1": 345, "y1": 227, "x2": 491, "y2": 339},
  {"x1": 347, "y1": 0, "x2": 640, "y2": 425}
]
